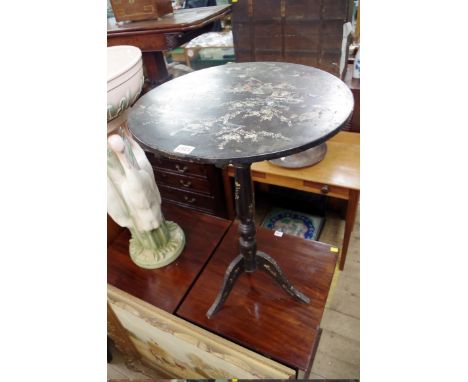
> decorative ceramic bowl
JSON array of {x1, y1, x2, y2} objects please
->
[
  {"x1": 107, "y1": 45, "x2": 144, "y2": 122},
  {"x1": 269, "y1": 143, "x2": 327, "y2": 168}
]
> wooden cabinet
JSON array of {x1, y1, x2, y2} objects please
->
[
  {"x1": 232, "y1": 0, "x2": 354, "y2": 78},
  {"x1": 343, "y1": 63, "x2": 360, "y2": 132},
  {"x1": 147, "y1": 152, "x2": 228, "y2": 218}
]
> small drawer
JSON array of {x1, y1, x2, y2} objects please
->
[
  {"x1": 154, "y1": 170, "x2": 212, "y2": 195},
  {"x1": 302, "y1": 180, "x2": 349, "y2": 199},
  {"x1": 148, "y1": 155, "x2": 208, "y2": 178},
  {"x1": 159, "y1": 185, "x2": 217, "y2": 211}
]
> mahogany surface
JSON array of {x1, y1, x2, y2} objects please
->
[
  {"x1": 176, "y1": 222, "x2": 338, "y2": 371},
  {"x1": 107, "y1": 204, "x2": 231, "y2": 313}
]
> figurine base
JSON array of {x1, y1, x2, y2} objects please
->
[{"x1": 129, "y1": 221, "x2": 185, "y2": 269}]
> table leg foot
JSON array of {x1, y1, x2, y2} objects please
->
[
  {"x1": 257, "y1": 251, "x2": 310, "y2": 304},
  {"x1": 206, "y1": 254, "x2": 245, "y2": 319}
]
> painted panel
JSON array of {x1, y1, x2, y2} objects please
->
[{"x1": 108, "y1": 285, "x2": 295, "y2": 379}]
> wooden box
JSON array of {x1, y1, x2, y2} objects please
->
[
  {"x1": 231, "y1": 0, "x2": 354, "y2": 78},
  {"x1": 110, "y1": 0, "x2": 173, "y2": 22}
]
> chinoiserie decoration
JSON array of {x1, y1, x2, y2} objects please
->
[{"x1": 107, "y1": 45, "x2": 185, "y2": 269}]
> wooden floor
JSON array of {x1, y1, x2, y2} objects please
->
[
  {"x1": 309, "y1": 206, "x2": 360, "y2": 379},
  {"x1": 108, "y1": 201, "x2": 360, "y2": 380}
]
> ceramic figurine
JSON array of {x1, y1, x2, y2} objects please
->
[
  {"x1": 107, "y1": 132, "x2": 185, "y2": 269},
  {"x1": 107, "y1": 45, "x2": 184, "y2": 269}
]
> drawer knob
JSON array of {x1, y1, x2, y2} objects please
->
[
  {"x1": 321, "y1": 185, "x2": 329, "y2": 194},
  {"x1": 175, "y1": 164, "x2": 188, "y2": 173},
  {"x1": 183, "y1": 196, "x2": 196, "y2": 203},
  {"x1": 179, "y1": 180, "x2": 192, "y2": 188}
]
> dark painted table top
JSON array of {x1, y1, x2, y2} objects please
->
[
  {"x1": 107, "y1": 204, "x2": 231, "y2": 314},
  {"x1": 176, "y1": 222, "x2": 338, "y2": 370},
  {"x1": 128, "y1": 62, "x2": 354, "y2": 165}
]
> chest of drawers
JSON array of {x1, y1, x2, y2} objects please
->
[{"x1": 147, "y1": 152, "x2": 228, "y2": 218}]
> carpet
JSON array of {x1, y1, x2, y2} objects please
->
[{"x1": 261, "y1": 207, "x2": 324, "y2": 241}]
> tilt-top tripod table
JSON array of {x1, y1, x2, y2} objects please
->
[{"x1": 128, "y1": 62, "x2": 353, "y2": 318}]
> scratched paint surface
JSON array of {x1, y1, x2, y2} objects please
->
[{"x1": 128, "y1": 62, "x2": 353, "y2": 164}]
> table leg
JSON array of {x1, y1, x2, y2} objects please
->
[
  {"x1": 340, "y1": 189, "x2": 360, "y2": 270},
  {"x1": 257, "y1": 251, "x2": 310, "y2": 303},
  {"x1": 206, "y1": 255, "x2": 245, "y2": 319},
  {"x1": 207, "y1": 163, "x2": 309, "y2": 318},
  {"x1": 222, "y1": 167, "x2": 236, "y2": 220},
  {"x1": 142, "y1": 52, "x2": 170, "y2": 93}
]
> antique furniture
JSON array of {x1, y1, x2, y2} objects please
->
[
  {"x1": 127, "y1": 62, "x2": 353, "y2": 316},
  {"x1": 146, "y1": 153, "x2": 228, "y2": 218},
  {"x1": 108, "y1": 204, "x2": 338, "y2": 378},
  {"x1": 231, "y1": 0, "x2": 354, "y2": 78},
  {"x1": 344, "y1": 63, "x2": 360, "y2": 132},
  {"x1": 110, "y1": 0, "x2": 173, "y2": 22},
  {"x1": 230, "y1": 0, "x2": 356, "y2": 166},
  {"x1": 107, "y1": 205, "x2": 295, "y2": 379},
  {"x1": 107, "y1": 4, "x2": 231, "y2": 90},
  {"x1": 177, "y1": 221, "x2": 338, "y2": 378},
  {"x1": 224, "y1": 131, "x2": 359, "y2": 270}
]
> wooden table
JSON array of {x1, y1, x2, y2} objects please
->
[
  {"x1": 177, "y1": 222, "x2": 338, "y2": 377},
  {"x1": 109, "y1": 205, "x2": 292, "y2": 379},
  {"x1": 107, "y1": 204, "x2": 338, "y2": 378},
  {"x1": 107, "y1": 5, "x2": 231, "y2": 90},
  {"x1": 127, "y1": 62, "x2": 353, "y2": 317},
  {"x1": 108, "y1": 205, "x2": 231, "y2": 313},
  {"x1": 224, "y1": 131, "x2": 360, "y2": 270}
]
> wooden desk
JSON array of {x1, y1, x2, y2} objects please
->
[
  {"x1": 224, "y1": 131, "x2": 360, "y2": 270},
  {"x1": 107, "y1": 5, "x2": 231, "y2": 90}
]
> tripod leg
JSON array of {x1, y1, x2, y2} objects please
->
[
  {"x1": 206, "y1": 254, "x2": 245, "y2": 319},
  {"x1": 257, "y1": 251, "x2": 310, "y2": 304}
]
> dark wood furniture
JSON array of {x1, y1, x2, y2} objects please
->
[
  {"x1": 110, "y1": 0, "x2": 173, "y2": 22},
  {"x1": 107, "y1": 4, "x2": 231, "y2": 91},
  {"x1": 344, "y1": 63, "x2": 360, "y2": 132},
  {"x1": 231, "y1": 0, "x2": 354, "y2": 78},
  {"x1": 177, "y1": 222, "x2": 338, "y2": 376},
  {"x1": 146, "y1": 153, "x2": 228, "y2": 218},
  {"x1": 107, "y1": 205, "x2": 296, "y2": 378},
  {"x1": 127, "y1": 62, "x2": 353, "y2": 317},
  {"x1": 108, "y1": 204, "x2": 231, "y2": 313},
  {"x1": 107, "y1": 204, "x2": 338, "y2": 378}
]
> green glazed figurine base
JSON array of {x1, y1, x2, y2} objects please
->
[{"x1": 129, "y1": 221, "x2": 185, "y2": 269}]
